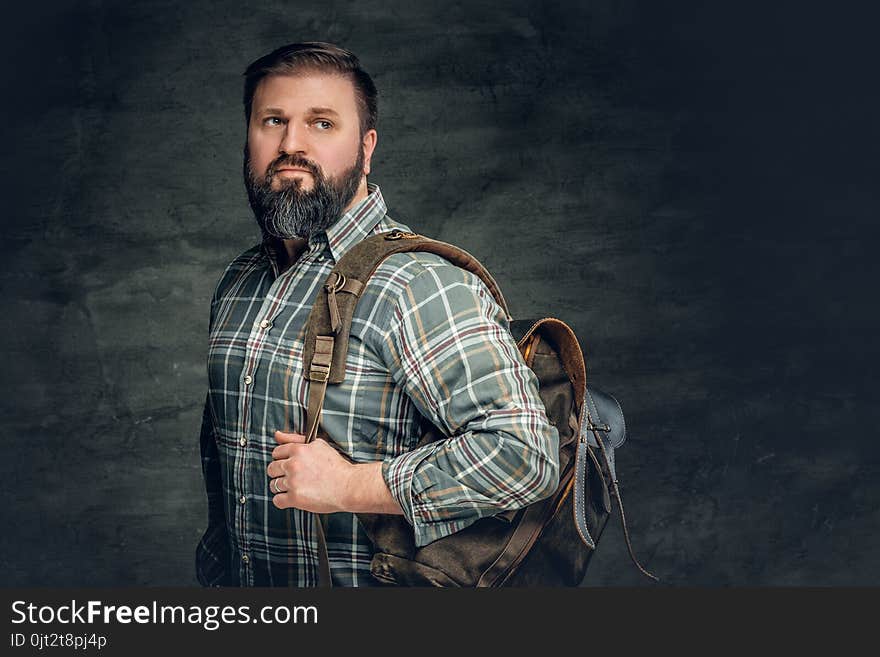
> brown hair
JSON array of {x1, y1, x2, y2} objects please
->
[{"x1": 243, "y1": 42, "x2": 378, "y2": 135}]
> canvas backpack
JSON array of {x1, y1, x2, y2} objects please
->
[{"x1": 300, "y1": 229, "x2": 658, "y2": 586}]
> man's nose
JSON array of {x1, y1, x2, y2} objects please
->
[{"x1": 279, "y1": 122, "x2": 308, "y2": 155}]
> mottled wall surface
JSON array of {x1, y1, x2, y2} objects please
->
[{"x1": 1, "y1": 1, "x2": 877, "y2": 586}]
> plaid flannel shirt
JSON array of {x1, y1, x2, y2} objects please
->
[{"x1": 196, "y1": 184, "x2": 559, "y2": 586}]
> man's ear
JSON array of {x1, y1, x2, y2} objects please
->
[{"x1": 362, "y1": 129, "x2": 378, "y2": 176}]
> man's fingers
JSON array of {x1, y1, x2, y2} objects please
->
[
  {"x1": 271, "y1": 442, "x2": 305, "y2": 460},
  {"x1": 274, "y1": 430, "x2": 306, "y2": 445},
  {"x1": 266, "y1": 459, "x2": 287, "y2": 479},
  {"x1": 272, "y1": 492, "x2": 295, "y2": 510},
  {"x1": 269, "y1": 475, "x2": 287, "y2": 494}
]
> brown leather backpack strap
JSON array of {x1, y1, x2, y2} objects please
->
[
  {"x1": 313, "y1": 515, "x2": 333, "y2": 588},
  {"x1": 304, "y1": 335, "x2": 335, "y2": 444},
  {"x1": 303, "y1": 332, "x2": 335, "y2": 588},
  {"x1": 303, "y1": 333, "x2": 335, "y2": 587}
]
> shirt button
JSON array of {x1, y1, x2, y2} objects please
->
[
  {"x1": 239, "y1": 436, "x2": 247, "y2": 447},
  {"x1": 239, "y1": 495, "x2": 247, "y2": 504},
  {"x1": 316, "y1": 254, "x2": 325, "y2": 262},
  {"x1": 244, "y1": 375, "x2": 252, "y2": 385},
  {"x1": 241, "y1": 554, "x2": 250, "y2": 565},
  {"x1": 259, "y1": 319, "x2": 271, "y2": 329}
]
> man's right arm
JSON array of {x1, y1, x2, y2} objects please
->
[{"x1": 195, "y1": 392, "x2": 233, "y2": 586}]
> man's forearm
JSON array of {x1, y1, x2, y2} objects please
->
[{"x1": 342, "y1": 461, "x2": 405, "y2": 515}]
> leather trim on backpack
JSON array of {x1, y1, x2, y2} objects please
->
[{"x1": 512, "y1": 317, "x2": 588, "y2": 434}]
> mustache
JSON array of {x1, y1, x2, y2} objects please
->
[{"x1": 266, "y1": 154, "x2": 322, "y2": 179}]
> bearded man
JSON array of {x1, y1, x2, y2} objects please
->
[{"x1": 195, "y1": 42, "x2": 560, "y2": 587}]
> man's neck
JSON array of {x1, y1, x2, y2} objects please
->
[{"x1": 278, "y1": 237, "x2": 309, "y2": 272}]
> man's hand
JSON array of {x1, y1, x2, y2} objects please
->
[
  {"x1": 267, "y1": 431, "x2": 355, "y2": 513},
  {"x1": 267, "y1": 430, "x2": 405, "y2": 516}
]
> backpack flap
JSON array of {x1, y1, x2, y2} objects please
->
[
  {"x1": 580, "y1": 387, "x2": 625, "y2": 482},
  {"x1": 573, "y1": 387, "x2": 625, "y2": 550}
]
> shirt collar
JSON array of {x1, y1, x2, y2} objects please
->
[
  {"x1": 324, "y1": 182, "x2": 387, "y2": 263},
  {"x1": 260, "y1": 183, "x2": 388, "y2": 270}
]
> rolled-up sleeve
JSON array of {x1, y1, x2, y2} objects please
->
[{"x1": 379, "y1": 263, "x2": 559, "y2": 548}]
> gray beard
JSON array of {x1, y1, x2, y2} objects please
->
[{"x1": 244, "y1": 147, "x2": 364, "y2": 241}]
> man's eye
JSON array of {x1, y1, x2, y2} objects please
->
[
  {"x1": 314, "y1": 120, "x2": 333, "y2": 130},
  {"x1": 264, "y1": 117, "x2": 284, "y2": 126}
]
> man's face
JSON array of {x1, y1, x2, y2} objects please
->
[{"x1": 244, "y1": 72, "x2": 377, "y2": 240}]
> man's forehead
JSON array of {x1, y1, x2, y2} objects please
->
[{"x1": 252, "y1": 72, "x2": 358, "y2": 110}]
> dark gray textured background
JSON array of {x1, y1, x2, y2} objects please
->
[{"x1": 1, "y1": 0, "x2": 878, "y2": 586}]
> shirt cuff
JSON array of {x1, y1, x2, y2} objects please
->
[{"x1": 381, "y1": 440, "x2": 483, "y2": 548}]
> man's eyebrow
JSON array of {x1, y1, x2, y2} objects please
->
[
  {"x1": 255, "y1": 106, "x2": 342, "y2": 117},
  {"x1": 304, "y1": 106, "x2": 341, "y2": 117}
]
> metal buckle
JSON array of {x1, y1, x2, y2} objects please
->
[
  {"x1": 324, "y1": 271, "x2": 346, "y2": 292},
  {"x1": 384, "y1": 230, "x2": 419, "y2": 241},
  {"x1": 580, "y1": 414, "x2": 611, "y2": 442}
]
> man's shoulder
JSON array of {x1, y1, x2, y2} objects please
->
[
  {"x1": 365, "y1": 251, "x2": 495, "y2": 322},
  {"x1": 225, "y1": 242, "x2": 267, "y2": 270},
  {"x1": 211, "y1": 242, "x2": 269, "y2": 301},
  {"x1": 377, "y1": 250, "x2": 471, "y2": 283}
]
